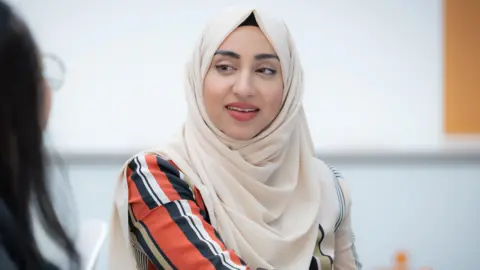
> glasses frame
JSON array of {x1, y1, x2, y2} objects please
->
[{"x1": 42, "y1": 53, "x2": 66, "y2": 92}]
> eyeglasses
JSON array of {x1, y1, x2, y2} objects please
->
[{"x1": 42, "y1": 53, "x2": 66, "y2": 92}]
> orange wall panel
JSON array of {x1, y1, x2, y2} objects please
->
[{"x1": 444, "y1": 0, "x2": 480, "y2": 134}]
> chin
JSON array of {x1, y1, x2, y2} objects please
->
[{"x1": 223, "y1": 129, "x2": 257, "y2": 141}]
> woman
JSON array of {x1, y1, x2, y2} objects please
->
[
  {"x1": 0, "y1": 1, "x2": 79, "y2": 269},
  {"x1": 109, "y1": 7, "x2": 361, "y2": 270}
]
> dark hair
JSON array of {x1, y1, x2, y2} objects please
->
[
  {"x1": 239, "y1": 13, "x2": 259, "y2": 27},
  {"x1": 0, "y1": 1, "x2": 79, "y2": 269}
]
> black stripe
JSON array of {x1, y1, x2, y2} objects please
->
[
  {"x1": 328, "y1": 164, "x2": 345, "y2": 232},
  {"x1": 128, "y1": 158, "x2": 158, "y2": 209},
  {"x1": 329, "y1": 165, "x2": 343, "y2": 179},
  {"x1": 318, "y1": 225, "x2": 333, "y2": 266},
  {"x1": 212, "y1": 226, "x2": 246, "y2": 266},
  {"x1": 309, "y1": 257, "x2": 319, "y2": 270},
  {"x1": 165, "y1": 201, "x2": 238, "y2": 270},
  {"x1": 136, "y1": 157, "x2": 165, "y2": 206},
  {"x1": 155, "y1": 156, "x2": 180, "y2": 178},
  {"x1": 175, "y1": 201, "x2": 241, "y2": 270},
  {"x1": 212, "y1": 227, "x2": 244, "y2": 266},
  {"x1": 212, "y1": 228, "x2": 245, "y2": 267},
  {"x1": 213, "y1": 230, "x2": 225, "y2": 245},
  {"x1": 200, "y1": 208, "x2": 211, "y2": 223},
  {"x1": 334, "y1": 179, "x2": 344, "y2": 231},
  {"x1": 155, "y1": 156, "x2": 195, "y2": 201},
  {"x1": 129, "y1": 205, "x2": 138, "y2": 222},
  {"x1": 335, "y1": 172, "x2": 346, "y2": 230},
  {"x1": 129, "y1": 206, "x2": 177, "y2": 270}
]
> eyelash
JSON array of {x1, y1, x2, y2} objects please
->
[
  {"x1": 257, "y1": 67, "x2": 277, "y2": 75},
  {"x1": 214, "y1": 65, "x2": 277, "y2": 76},
  {"x1": 215, "y1": 64, "x2": 234, "y2": 72}
]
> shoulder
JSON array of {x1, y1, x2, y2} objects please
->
[
  {"x1": 315, "y1": 160, "x2": 351, "y2": 207},
  {"x1": 315, "y1": 159, "x2": 353, "y2": 231},
  {"x1": 325, "y1": 163, "x2": 352, "y2": 208},
  {"x1": 124, "y1": 153, "x2": 197, "y2": 206},
  {"x1": 125, "y1": 153, "x2": 184, "y2": 179}
]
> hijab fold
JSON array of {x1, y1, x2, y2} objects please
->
[{"x1": 109, "y1": 7, "x2": 328, "y2": 270}]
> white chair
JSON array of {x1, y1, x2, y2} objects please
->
[{"x1": 76, "y1": 219, "x2": 108, "y2": 270}]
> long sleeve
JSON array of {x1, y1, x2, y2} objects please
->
[
  {"x1": 126, "y1": 154, "x2": 249, "y2": 270},
  {"x1": 333, "y1": 179, "x2": 362, "y2": 270}
]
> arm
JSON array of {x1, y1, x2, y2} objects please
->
[
  {"x1": 333, "y1": 178, "x2": 362, "y2": 270},
  {"x1": 127, "y1": 154, "x2": 249, "y2": 270}
]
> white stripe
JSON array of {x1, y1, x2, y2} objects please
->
[
  {"x1": 334, "y1": 182, "x2": 345, "y2": 230},
  {"x1": 176, "y1": 200, "x2": 244, "y2": 270},
  {"x1": 350, "y1": 232, "x2": 362, "y2": 269},
  {"x1": 331, "y1": 169, "x2": 345, "y2": 231},
  {"x1": 179, "y1": 170, "x2": 194, "y2": 194},
  {"x1": 328, "y1": 165, "x2": 345, "y2": 229},
  {"x1": 175, "y1": 200, "x2": 247, "y2": 270},
  {"x1": 136, "y1": 155, "x2": 170, "y2": 205}
]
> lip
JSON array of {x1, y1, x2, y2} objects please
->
[
  {"x1": 225, "y1": 102, "x2": 259, "y2": 110},
  {"x1": 225, "y1": 102, "x2": 260, "y2": 122}
]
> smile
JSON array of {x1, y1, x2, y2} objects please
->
[
  {"x1": 226, "y1": 106, "x2": 259, "y2": 113},
  {"x1": 225, "y1": 105, "x2": 260, "y2": 122}
]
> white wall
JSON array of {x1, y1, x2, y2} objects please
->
[
  {"x1": 11, "y1": 0, "x2": 447, "y2": 154},
  {"x1": 61, "y1": 160, "x2": 480, "y2": 270}
]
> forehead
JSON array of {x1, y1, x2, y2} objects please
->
[{"x1": 217, "y1": 26, "x2": 276, "y2": 54}]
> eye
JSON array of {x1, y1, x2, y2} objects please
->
[
  {"x1": 257, "y1": 67, "x2": 277, "y2": 76},
  {"x1": 215, "y1": 64, "x2": 235, "y2": 73}
]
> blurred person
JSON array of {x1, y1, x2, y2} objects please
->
[
  {"x1": 109, "y1": 7, "x2": 361, "y2": 270},
  {"x1": 0, "y1": 1, "x2": 79, "y2": 269}
]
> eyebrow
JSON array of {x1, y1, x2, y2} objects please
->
[{"x1": 214, "y1": 50, "x2": 279, "y2": 60}]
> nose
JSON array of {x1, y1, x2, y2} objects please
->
[{"x1": 232, "y1": 71, "x2": 255, "y2": 97}]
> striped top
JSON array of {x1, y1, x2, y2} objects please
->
[{"x1": 126, "y1": 154, "x2": 362, "y2": 270}]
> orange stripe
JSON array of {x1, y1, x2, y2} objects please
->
[
  {"x1": 127, "y1": 166, "x2": 154, "y2": 221},
  {"x1": 140, "y1": 204, "x2": 217, "y2": 270},
  {"x1": 167, "y1": 159, "x2": 206, "y2": 212},
  {"x1": 145, "y1": 155, "x2": 182, "y2": 202},
  {"x1": 188, "y1": 200, "x2": 247, "y2": 267},
  {"x1": 228, "y1": 250, "x2": 248, "y2": 269},
  {"x1": 147, "y1": 262, "x2": 156, "y2": 270},
  {"x1": 128, "y1": 155, "x2": 248, "y2": 269},
  {"x1": 188, "y1": 201, "x2": 226, "y2": 247}
]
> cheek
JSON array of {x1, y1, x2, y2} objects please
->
[
  {"x1": 202, "y1": 73, "x2": 228, "y2": 118},
  {"x1": 264, "y1": 87, "x2": 284, "y2": 116},
  {"x1": 203, "y1": 76, "x2": 220, "y2": 107}
]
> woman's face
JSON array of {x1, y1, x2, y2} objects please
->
[{"x1": 203, "y1": 26, "x2": 284, "y2": 141}]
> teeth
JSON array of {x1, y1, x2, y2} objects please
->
[{"x1": 227, "y1": 106, "x2": 258, "y2": 112}]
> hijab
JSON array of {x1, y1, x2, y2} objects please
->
[{"x1": 110, "y1": 6, "x2": 329, "y2": 270}]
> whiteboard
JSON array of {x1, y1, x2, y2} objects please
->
[{"x1": 13, "y1": 0, "x2": 445, "y2": 154}]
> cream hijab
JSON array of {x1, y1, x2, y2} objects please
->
[{"x1": 109, "y1": 6, "x2": 330, "y2": 270}]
